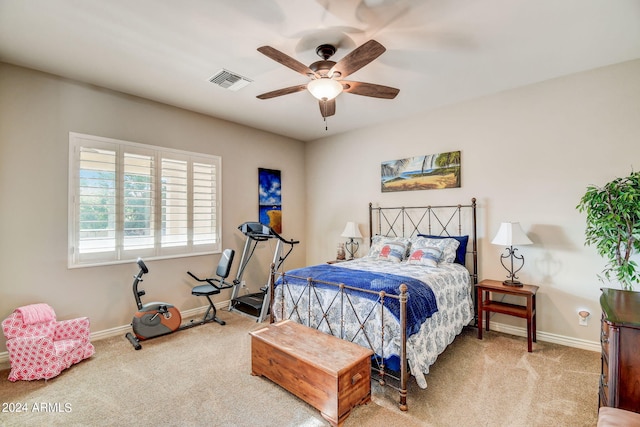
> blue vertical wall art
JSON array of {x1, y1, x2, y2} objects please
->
[{"x1": 258, "y1": 168, "x2": 282, "y2": 233}]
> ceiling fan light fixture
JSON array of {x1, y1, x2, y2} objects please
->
[{"x1": 307, "y1": 77, "x2": 343, "y2": 101}]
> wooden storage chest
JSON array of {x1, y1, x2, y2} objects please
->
[{"x1": 250, "y1": 319, "x2": 373, "y2": 426}]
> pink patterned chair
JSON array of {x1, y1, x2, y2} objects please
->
[{"x1": 2, "y1": 303, "x2": 95, "y2": 381}]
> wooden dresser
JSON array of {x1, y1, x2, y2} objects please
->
[{"x1": 599, "y1": 288, "x2": 640, "y2": 413}]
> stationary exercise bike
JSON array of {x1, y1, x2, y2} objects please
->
[
  {"x1": 125, "y1": 258, "x2": 181, "y2": 350},
  {"x1": 125, "y1": 251, "x2": 235, "y2": 350}
]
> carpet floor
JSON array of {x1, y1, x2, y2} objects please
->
[{"x1": 0, "y1": 311, "x2": 600, "y2": 426}]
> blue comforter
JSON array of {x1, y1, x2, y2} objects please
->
[{"x1": 278, "y1": 264, "x2": 438, "y2": 336}]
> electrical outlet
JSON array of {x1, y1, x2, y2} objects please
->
[{"x1": 578, "y1": 310, "x2": 590, "y2": 326}]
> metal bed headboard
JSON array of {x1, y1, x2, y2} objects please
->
[
  {"x1": 271, "y1": 198, "x2": 478, "y2": 411},
  {"x1": 368, "y1": 197, "x2": 478, "y2": 285}
]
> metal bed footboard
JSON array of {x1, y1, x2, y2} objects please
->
[{"x1": 269, "y1": 269, "x2": 410, "y2": 410}]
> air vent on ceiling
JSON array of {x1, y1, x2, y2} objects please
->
[{"x1": 208, "y1": 69, "x2": 252, "y2": 91}]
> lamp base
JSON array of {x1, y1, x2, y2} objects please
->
[
  {"x1": 503, "y1": 280, "x2": 523, "y2": 287},
  {"x1": 345, "y1": 238, "x2": 359, "y2": 260}
]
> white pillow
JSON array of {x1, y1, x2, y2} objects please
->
[
  {"x1": 410, "y1": 236, "x2": 460, "y2": 263},
  {"x1": 406, "y1": 246, "x2": 442, "y2": 267},
  {"x1": 377, "y1": 241, "x2": 408, "y2": 263},
  {"x1": 366, "y1": 236, "x2": 411, "y2": 262}
]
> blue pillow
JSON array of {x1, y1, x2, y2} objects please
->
[{"x1": 418, "y1": 234, "x2": 469, "y2": 265}]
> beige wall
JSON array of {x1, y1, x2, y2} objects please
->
[
  {"x1": 2, "y1": 59, "x2": 639, "y2": 354},
  {"x1": 0, "y1": 63, "x2": 306, "y2": 351},
  {"x1": 305, "y1": 59, "x2": 640, "y2": 347}
]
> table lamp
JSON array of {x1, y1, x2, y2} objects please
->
[{"x1": 491, "y1": 222, "x2": 533, "y2": 286}]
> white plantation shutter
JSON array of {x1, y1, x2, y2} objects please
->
[
  {"x1": 193, "y1": 161, "x2": 217, "y2": 245},
  {"x1": 69, "y1": 133, "x2": 221, "y2": 267},
  {"x1": 161, "y1": 157, "x2": 188, "y2": 248},
  {"x1": 123, "y1": 151, "x2": 155, "y2": 252},
  {"x1": 76, "y1": 145, "x2": 117, "y2": 259}
]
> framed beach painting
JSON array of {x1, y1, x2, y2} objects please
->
[
  {"x1": 381, "y1": 151, "x2": 461, "y2": 192},
  {"x1": 258, "y1": 168, "x2": 282, "y2": 233}
]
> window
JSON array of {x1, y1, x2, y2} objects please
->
[{"x1": 69, "y1": 132, "x2": 221, "y2": 267}]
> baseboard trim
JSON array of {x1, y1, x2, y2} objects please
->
[
  {"x1": 0, "y1": 315, "x2": 600, "y2": 369},
  {"x1": 485, "y1": 322, "x2": 601, "y2": 352}
]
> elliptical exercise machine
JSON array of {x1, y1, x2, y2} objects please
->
[
  {"x1": 125, "y1": 251, "x2": 235, "y2": 350},
  {"x1": 229, "y1": 222, "x2": 299, "y2": 323}
]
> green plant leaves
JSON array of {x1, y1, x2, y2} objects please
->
[{"x1": 577, "y1": 170, "x2": 640, "y2": 290}]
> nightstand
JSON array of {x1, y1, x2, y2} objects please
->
[{"x1": 476, "y1": 279, "x2": 539, "y2": 352}]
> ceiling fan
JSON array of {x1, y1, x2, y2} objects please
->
[{"x1": 256, "y1": 39, "x2": 399, "y2": 118}]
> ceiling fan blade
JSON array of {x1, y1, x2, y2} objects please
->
[
  {"x1": 256, "y1": 84, "x2": 308, "y2": 100},
  {"x1": 329, "y1": 39, "x2": 386, "y2": 78},
  {"x1": 258, "y1": 46, "x2": 318, "y2": 78},
  {"x1": 342, "y1": 81, "x2": 399, "y2": 99},
  {"x1": 319, "y1": 99, "x2": 336, "y2": 117}
]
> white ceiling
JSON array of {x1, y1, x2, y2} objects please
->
[{"x1": 1, "y1": 0, "x2": 640, "y2": 142}]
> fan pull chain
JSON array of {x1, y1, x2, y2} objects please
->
[{"x1": 324, "y1": 117, "x2": 328, "y2": 131}]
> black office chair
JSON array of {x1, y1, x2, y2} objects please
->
[{"x1": 187, "y1": 249, "x2": 235, "y2": 326}]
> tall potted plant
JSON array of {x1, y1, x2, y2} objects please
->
[{"x1": 577, "y1": 170, "x2": 640, "y2": 291}]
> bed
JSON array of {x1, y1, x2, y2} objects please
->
[{"x1": 269, "y1": 198, "x2": 478, "y2": 410}]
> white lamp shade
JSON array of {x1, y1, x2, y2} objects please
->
[
  {"x1": 307, "y1": 78, "x2": 343, "y2": 100},
  {"x1": 341, "y1": 221, "x2": 363, "y2": 239},
  {"x1": 491, "y1": 222, "x2": 532, "y2": 246}
]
